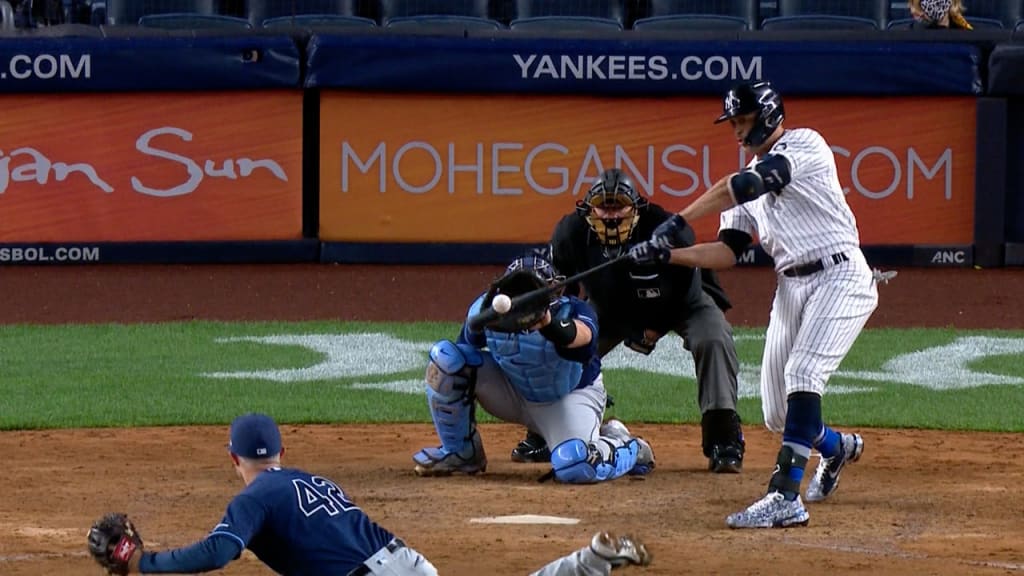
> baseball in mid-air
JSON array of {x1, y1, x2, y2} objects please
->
[{"x1": 492, "y1": 294, "x2": 512, "y2": 314}]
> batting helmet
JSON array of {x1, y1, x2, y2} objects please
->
[
  {"x1": 578, "y1": 168, "x2": 647, "y2": 256},
  {"x1": 715, "y1": 81, "x2": 785, "y2": 149}
]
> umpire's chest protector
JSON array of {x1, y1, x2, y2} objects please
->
[{"x1": 485, "y1": 304, "x2": 584, "y2": 403}]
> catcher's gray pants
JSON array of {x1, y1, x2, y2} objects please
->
[
  {"x1": 597, "y1": 290, "x2": 739, "y2": 414},
  {"x1": 474, "y1": 353, "x2": 607, "y2": 450}
]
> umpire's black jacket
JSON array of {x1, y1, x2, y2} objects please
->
[{"x1": 549, "y1": 203, "x2": 732, "y2": 335}]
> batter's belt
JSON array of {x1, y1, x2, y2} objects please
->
[
  {"x1": 782, "y1": 252, "x2": 848, "y2": 278},
  {"x1": 347, "y1": 538, "x2": 407, "y2": 576}
]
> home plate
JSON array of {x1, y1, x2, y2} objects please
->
[{"x1": 469, "y1": 515, "x2": 580, "y2": 525}]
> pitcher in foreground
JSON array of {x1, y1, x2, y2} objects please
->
[{"x1": 87, "y1": 413, "x2": 651, "y2": 575}]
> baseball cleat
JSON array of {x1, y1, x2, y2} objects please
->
[
  {"x1": 589, "y1": 531, "x2": 652, "y2": 567},
  {"x1": 726, "y1": 492, "x2": 810, "y2": 529},
  {"x1": 601, "y1": 420, "x2": 655, "y2": 475},
  {"x1": 806, "y1": 433, "x2": 864, "y2": 502},
  {"x1": 413, "y1": 431, "x2": 487, "y2": 477},
  {"x1": 511, "y1": 429, "x2": 550, "y2": 463},
  {"x1": 707, "y1": 442, "x2": 744, "y2": 474}
]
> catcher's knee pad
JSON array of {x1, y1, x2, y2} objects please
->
[
  {"x1": 425, "y1": 340, "x2": 482, "y2": 400},
  {"x1": 551, "y1": 438, "x2": 639, "y2": 484},
  {"x1": 425, "y1": 340, "x2": 482, "y2": 453}
]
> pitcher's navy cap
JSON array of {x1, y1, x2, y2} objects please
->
[{"x1": 229, "y1": 413, "x2": 282, "y2": 459}]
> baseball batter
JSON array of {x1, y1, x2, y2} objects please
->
[
  {"x1": 412, "y1": 253, "x2": 655, "y2": 484},
  {"x1": 630, "y1": 81, "x2": 878, "y2": 529},
  {"x1": 87, "y1": 413, "x2": 653, "y2": 576}
]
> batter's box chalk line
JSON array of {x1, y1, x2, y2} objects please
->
[{"x1": 469, "y1": 515, "x2": 581, "y2": 525}]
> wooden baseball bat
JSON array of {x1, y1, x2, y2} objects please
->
[{"x1": 467, "y1": 254, "x2": 630, "y2": 332}]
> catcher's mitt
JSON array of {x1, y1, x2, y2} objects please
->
[
  {"x1": 482, "y1": 268, "x2": 552, "y2": 332},
  {"x1": 87, "y1": 513, "x2": 143, "y2": 575}
]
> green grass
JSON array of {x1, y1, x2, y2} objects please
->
[{"x1": 1, "y1": 322, "x2": 1022, "y2": 432}]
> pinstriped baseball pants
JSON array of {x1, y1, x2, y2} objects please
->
[{"x1": 760, "y1": 250, "x2": 879, "y2": 433}]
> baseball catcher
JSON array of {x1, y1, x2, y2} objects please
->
[
  {"x1": 512, "y1": 168, "x2": 746, "y2": 474},
  {"x1": 413, "y1": 252, "x2": 656, "y2": 484}
]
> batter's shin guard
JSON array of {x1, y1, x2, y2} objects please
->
[{"x1": 768, "y1": 445, "x2": 808, "y2": 498}]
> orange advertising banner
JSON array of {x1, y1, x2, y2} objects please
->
[
  {"x1": 0, "y1": 92, "x2": 302, "y2": 242},
  {"x1": 320, "y1": 93, "x2": 975, "y2": 245}
]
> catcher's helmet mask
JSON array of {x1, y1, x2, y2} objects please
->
[
  {"x1": 482, "y1": 253, "x2": 566, "y2": 332},
  {"x1": 715, "y1": 81, "x2": 785, "y2": 149},
  {"x1": 578, "y1": 168, "x2": 647, "y2": 257},
  {"x1": 485, "y1": 253, "x2": 565, "y2": 306}
]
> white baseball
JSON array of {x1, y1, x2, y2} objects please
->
[{"x1": 492, "y1": 294, "x2": 512, "y2": 314}]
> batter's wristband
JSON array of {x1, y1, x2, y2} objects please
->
[{"x1": 540, "y1": 318, "x2": 577, "y2": 347}]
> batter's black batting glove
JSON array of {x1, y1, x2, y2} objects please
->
[
  {"x1": 652, "y1": 213, "x2": 688, "y2": 241},
  {"x1": 628, "y1": 238, "x2": 671, "y2": 265}
]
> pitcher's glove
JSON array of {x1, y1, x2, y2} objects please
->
[{"x1": 87, "y1": 513, "x2": 143, "y2": 575}]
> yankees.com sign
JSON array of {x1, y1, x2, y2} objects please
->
[
  {"x1": 0, "y1": 92, "x2": 303, "y2": 242},
  {"x1": 320, "y1": 94, "x2": 975, "y2": 245}
]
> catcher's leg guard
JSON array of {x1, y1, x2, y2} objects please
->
[
  {"x1": 702, "y1": 409, "x2": 745, "y2": 474},
  {"x1": 550, "y1": 438, "x2": 640, "y2": 484},
  {"x1": 413, "y1": 340, "x2": 487, "y2": 476}
]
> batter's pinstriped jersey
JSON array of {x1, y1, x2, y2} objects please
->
[{"x1": 720, "y1": 128, "x2": 862, "y2": 271}]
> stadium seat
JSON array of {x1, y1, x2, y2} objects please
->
[
  {"x1": 90, "y1": 1, "x2": 105, "y2": 25},
  {"x1": 966, "y1": 17, "x2": 1005, "y2": 29},
  {"x1": 377, "y1": 0, "x2": 489, "y2": 25},
  {"x1": 513, "y1": 0, "x2": 624, "y2": 24},
  {"x1": 885, "y1": 17, "x2": 913, "y2": 29},
  {"x1": 778, "y1": 0, "x2": 887, "y2": 28},
  {"x1": 644, "y1": 0, "x2": 758, "y2": 30},
  {"x1": 0, "y1": 0, "x2": 13, "y2": 30},
  {"x1": 633, "y1": 14, "x2": 748, "y2": 31},
  {"x1": 762, "y1": 15, "x2": 879, "y2": 30},
  {"x1": 248, "y1": 0, "x2": 360, "y2": 27},
  {"x1": 946, "y1": 0, "x2": 1021, "y2": 28},
  {"x1": 262, "y1": 14, "x2": 375, "y2": 27},
  {"x1": 139, "y1": 12, "x2": 252, "y2": 28},
  {"x1": 510, "y1": 15, "x2": 623, "y2": 32},
  {"x1": 386, "y1": 14, "x2": 502, "y2": 30},
  {"x1": 105, "y1": 0, "x2": 216, "y2": 26},
  {"x1": 1017, "y1": 19, "x2": 1024, "y2": 32}
]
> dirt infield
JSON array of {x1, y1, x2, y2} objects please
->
[{"x1": 2, "y1": 265, "x2": 1023, "y2": 576}]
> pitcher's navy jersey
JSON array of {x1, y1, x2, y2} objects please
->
[{"x1": 210, "y1": 467, "x2": 394, "y2": 575}]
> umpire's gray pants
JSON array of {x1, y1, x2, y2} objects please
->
[{"x1": 596, "y1": 290, "x2": 739, "y2": 413}]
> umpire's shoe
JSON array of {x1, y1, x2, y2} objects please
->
[
  {"x1": 805, "y1": 433, "x2": 864, "y2": 502},
  {"x1": 413, "y1": 430, "x2": 487, "y2": 477},
  {"x1": 702, "y1": 410, "x2": 745, "y2": 474},
  {"x1": 589, "y1": 531, "x2": 652, "y2": 568},
  {"x1": 511, "y1": 429, "x2": 550, "y2": 463}
]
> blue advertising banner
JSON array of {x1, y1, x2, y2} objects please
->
[
  {"x1": 0, "y1": 35, "x2": 301, "y2": 92},
  {"x1": 306, "y1": 34, "x2": 981, "y2": 96}
]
